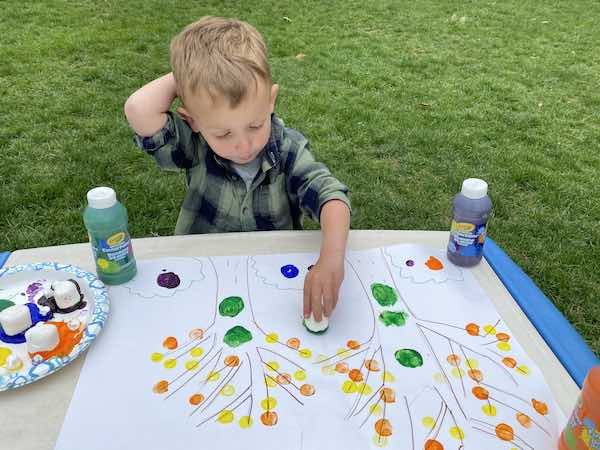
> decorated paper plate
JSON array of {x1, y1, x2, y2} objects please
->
[{"x1": 0, "y1": 262, "x2": 109, "y2": 391}]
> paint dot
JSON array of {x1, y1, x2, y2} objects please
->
[
  {"x1": 379, "y1": 310, "x2": 408, "y2": 327},
  {"x1": 207, "y1": 371, "x2": 220, "y2": 382},
  {"x1": 316, "y1": 353, "x2": 329, "y2": 362},
  {"x1": 286, "y1": 337, "x2": 300, "y2": 349},
  {"x1": 382, "y1": 371, "x2": 395, "y2": 382},
  {"x1": 336, "y1": 348, "x2": 350, "y2": 357},
  {"x1": 372, "y1": 434, "x2": 389, "y2": 447},
  {"x1": 425, "y1": 256, "x2": 444, "y2": 270},
  {"x1": 468, "y1": 369, "x2": 484, "y2": 382},
  {"x1": 502, "y1": 357, "x2": 517, "y2": 368},
  {"x1": 152, "y1": 380, "x2": 168, "y2": 394},
  {"x1": 163, "y1": 336, "x2": 178, "y2": 350},
  {"x1": 482, "y1": 404, "x2": 497, "y2": 416},
  {"x1": 163, "y1": 358, "x2": 177, "y2": 369},
  {"x1": 433, "y1": 372, "x2": 447, "y2": 384},
  {"x1": 532, "y1": 399, "x2": 548, "y2": 415},
  {"x1": 151, "y1": 352, "x2": 163, "y2": 362},
  {"x1": 394, "y1": 348, "x2": 423, "y2": 368},
  {"x1": 277, "y1": 374, "x2": 292, "y2": 384},
  {"x1": 465, "y1": 323, "x2": 480, "y2": 336},
  {"x1": 307, "y1": 265, "x2": 314, "y2": 271},
  {"x1": 223, "y1": 326, "x2": 253, "y2": 348},
  {"x1": 371, "y1": 283, "x2": 398, "y2": 306},
  {"x1": 266, "y1": 361, "x2": 280, "y2": 372},
  {"x1": 446, "y1": 354, "x2": 461, "y2": 366},
  {"x1": 365, "y1": 359, "x2": 380, "y2": 371},
  {"x1": 375, "y1": 418, "x2": 393, "y2": 437},
  {"x1": 265, "y1": 377, "x2": 277, "y2": 388},
  {"x1": 497, "y1": 332, "x2": 511, "y2": 342},
  {"x1": 342, "y1": 380, "x2": 358, "y2": 394},
  {"x1": 472, "y1": 386, "x2": 489, "y2": 400},
  {"x1": 221, "y1": 385, "x2": 235, "y2": 396},
  {"x1": 517, "y1": 365, "x2": 530, "y2": 375},
  {"x1": 294, "y1": 370, "x2": 307, "y2": 381},
  {"x1": 346, "y1": 340, "x2": 361, "y2": 350},
  {"x1": 357, "y1": 383, "x2": 373, "y2": 395},
  {"x1": 380, "y1": 387, "x2": 395, "y2": 403},
  {"x1": 261, "y1": 396, "x2": 277, "y2": 410},
  {"x1": 497, "y1": 342, "x2": 511, "y2": 352},
  {"x1": 219, "y1": 296, "x2": 245, "y2": 317},
  {"x1": 495, "y1": 423, "x2": 514, "y2": 441},
  {"x1": 260, "y1": 411, "x2": 278, "y2": 426},
  {"x1": 188, "y1": 328, "x2": 204, "y2": 340},
  {"x1": 185, "y1": 360, "x2": 199, "y2": 371},
  {"x1": 516, "y1": 413, "x2": 532, "y2": 428},
  {"x1": 280, "y1": 264, "x2": 299, "y2": 278},
  {"x1": 224, "y1": 355, "x2": 240, "y2": 367},
  {"x1": 370, "y1": 404, "x2": 383, "y2": 416},
  {"x1": 239, "y1": 416, "x2": 253, "y2": 428},
  {"x1": 189, "y1": 393, "x2": 204, "y2": 405},
  {"x1": 190, "y1": 347, "x2": 204, "y2": 357},
  {"x1": 322, "y1": 365, "x2": 336, "y2": 375},
  {"x1": 335, "y1": 362, "x2": 349, "y2": 373},
  {"x1": 406, "y1": 259, "x2": 414, "y2": 267},
  {"x1": 451, "y1": 367, "x2": 465, "y2": 378},
  {"x1": 217, "y1": 410, "x2": 234, "y2": 424},
  {"x1": 465, "y1": 358, "x2": 479, "y2": 369},
  {"x1": 349, "y1": 369, "x2": 364, "y2": 382},
  {"x1": 449, "y1": 426, "x2": 465, "y2": 440},
  {"x1": 422, "y1": 416, "x2": 436, "y2": 429},
  {"x1": 424, "y1": 439, "x2": 444, "y2": 450},
  {"x1": 265, "y1": 333, "x2": 279, "y2": 344},
  {"x1": 299, "y1": 348, "x2": 312, "y2": 358},
  {"x1": 300, "y1": 384, "x2": 315, "y2": 396},
  {"x1": 483, "y1": 324, "x2": 497, "y2": 335},
  {"x1": 157, "y1": 271, "x2": 181, "y2": 289}
]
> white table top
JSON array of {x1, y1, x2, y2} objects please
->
[{"x1": 2, "y1": 230, "x2": 578, "y2": 450}]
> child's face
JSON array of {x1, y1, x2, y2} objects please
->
[{"x1": 179, "y1": 81, "x2": 279, "y2": 164}]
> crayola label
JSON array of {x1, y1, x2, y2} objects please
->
[
  {"x1": 447, "y1": 220, "x2": 487, "y2": 258},
  {"x1": 89, "y1": 231, "x2": 135, "y2": 275}
]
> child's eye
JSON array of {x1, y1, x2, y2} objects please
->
[
  {"x1": 249, "y1": 123, "x2": 263, "y2": 130},
  {"x1": 216, "y1": 132, "x2": 231, "y2": 139}
]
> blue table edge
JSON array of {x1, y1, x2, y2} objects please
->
[
  {"x1": 484, "y1": 237, "x2": 598, "y2": 387},
  {"x1": 0, "y1": 252, "x2": 10, "y2": 270}
]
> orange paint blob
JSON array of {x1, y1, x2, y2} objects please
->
[
  {"x1": 379, "y1": 387, "x2": 396, "y2": 403},
  {"x1": 424, "y1": 439, "x2": 445, "y2": 450},
  {"x1": 346, "y1": 340, "x2": 361, "y2": 350},
  {"x1": 425, "y1": 256, "x2": 444, "y2": 271},
  {"x1": 277, "y1": 374, "x2": 292, "y2": 385},
  {"x1": 496, "y1": 332, "x2": 510, "y2": 342},
  {"x1": 224, "y1": 355, "x2": 240, "y2": 367},
  {"x1": 374, "y1": 418, "x2": 393, "y2": 437},
  {"x1": 365, "y1": 359, "x2": 380, "y2": 371},
  {"x1": 152, "y1": 380, "x2": 168, "y2": 394},
  {"x1": 260, "y1": 411, "x2": 278, "y2": 426},
  {"x1": 349, "y1": 369, "x2": 364, "y2": 382},
  {"x1": 163, "y1": 336, "x2": 178, "y2": 350},
  {"x1": 446, "y1": 354, "x2": 461, "y2": 366},
  {"x1": 188, "y1": 328, "x2": 204, "y2": 340},
  {"x1": 532, "y1": 399, "x2": 548, "y2": 415},
  {"x1": 502, "y1": 357, "x2": 517, "y2": 368},
  {"x1": 465, "y1": 323, "x2": 480, "y2": 336},
  {"x1": 472, "y1": 386, "x2": 489, "y2": 400},
  {"x1": 28, "y1": 321, "x2": 85, "y2": 362},
  {"x1": 286, "y1": 337, "x2": 300, "y2": 349},
  {"x1": 516, "y1": 412, "x2": 532, "y2": 428},
  {"x1": 468, "y1": 369, "x2": 484, "y2": 382},
  {"x1": 495, "y1": 423, "x2": 514, "y2": 441},
  {"x1": 189, "y1": 393, "x2": 204, "y2": 405},
  {"x1": 335, "y1": 362, "x2": 349, "y2": 373},
  {"x1": 300, "y1": 384, "x2": 315, "y2": 396}
]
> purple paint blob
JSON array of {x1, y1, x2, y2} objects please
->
[
  {"x1": 405, "y1": 260, "x2": 415, "y2": 267},
  {"x1": 26, "y1": 282, "x2": 44, "y2": 302},
  {"x1": 157, "y1": 272, "x2": 181, "y2": 289}
]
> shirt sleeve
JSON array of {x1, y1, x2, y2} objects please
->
[
  {"x1": 286, "y1": 140, "x2": 352, "y2": 223},
  {"x1": 132, "y1": 111, "x2": 201, "y2": 171}
]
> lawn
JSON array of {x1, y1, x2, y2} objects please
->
[{"x1": 1, "y1": 0, "x2": 598, "y2": 355}]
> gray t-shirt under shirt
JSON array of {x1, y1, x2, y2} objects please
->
[{"x1": 231, "y1": 157, "x2": 262, "y2": 190}]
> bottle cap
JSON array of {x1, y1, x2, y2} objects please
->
[
  {"x1": 461, "y1": 178, "x2": 488, "y2": 199},
  {"x1": 87, "y1": 187, "x2": 117, "y2": 209}
]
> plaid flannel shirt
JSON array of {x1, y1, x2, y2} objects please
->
[{"x1": 133, "y1": 112, "x2": 351, "y2": 234}]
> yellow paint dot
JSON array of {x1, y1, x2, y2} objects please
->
[
  {"x1": 372, "y1": 434, "x2": 389, "y2": 447},
  {"x1": 150, "y1": 352, "x2": 163, "y2": 362},
  {"x1": 497, "y1": 342, "x2": 511, "y2": 352},
  {"x1": 265, "y1": 333, "x2": 279, "y2": 344},
  {"x1": 185, "y1": 360, "x2": 199, "y2": 371},
  {"x1": 357, "y1": 383, "x2": 373, "y2": 395},
  {"x1": 163, "y1": 358, "x2": 176, "y2": 369},
  {"x1": 207, "y1": 371, "x2": 220, "y2": 382},
  {"x1": 299, "y1": 348, "x2": 312, "y2": 358},
  {"x1": 369, "y1": 404, "x2": 383, "y2": 416},
  {"x1": 516, "y1": 365, "x2": 530, "y2": 375},
  {"x1": 239, "y1": 416, "x2": 253, "y2": 428},
  {"x1": 342, "y1": 380, "x2": 358, "y2": 394},
  {"x1": 321, "y1": 365, "x2": 336, "y2": 375},
  {"x1": 449, "y1": 426, "x2": 465, "y2": 440},
  {"x1": 0, "y1": 347, "x2": 12, "y2": 365},
  {"x1": 217, "y1": 410, "x2": 234, "y2": 424},
  {"x1": 315, "y1": 354, "x2": 328, "y2": 363},
  {"x1": 294, "y1": 370, "x2": 307, "y2": 381},
  {"x1": 451, "y1": 367, "x2": 465, "y2": 378},
  {"x1": 261, "y1": 396, "x2": 277, "y2": 410},
  {"x1": 465, "y1": 358, "x2": 479, "y2": 369},
  {"x1": 221, "y1": 385, "x2": 235, "y2": 396},
  {"x1": 483, "y1": 325, "x2": 497, "y2": 335},
  {"x1": 190, "y1": 347, "x2": 204, "y2": 357},
  {"x1": 337, "y1": 348, "x2": 350, "y2": 356},
  {"x1": 267, "y1": 361, "x2": 280, "y2": 372},
  {"x1": 433, "y1": 372, "x2": 447, "y2": 384},
  {"x1": 382, "y1": 371, "x2": 395, "y2": 383},
  {"x1": 266, "y1": 376, "x2": 277, "y2": 387},
  {"x1": 482, "y1": 404, "x2": 497, "y2": 416},
  {"x1": 422, "y1": 416, "x2": 436, "y2": 429},
  {"x1": 8, "y1": 359, "x2": 23, "y2": 371}
]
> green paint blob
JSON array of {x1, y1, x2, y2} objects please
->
[
  {"x1": 371, "y1": 283, "x2": 398, "y2": 307},
  {"x1": 0, "y1": 299, "x2": 15, "y2": 312},
  {"x1": 302, "y1": 319, "x2": 328, "y2": 335},
  {"x1": 379, "y1": 311, "x2": 408, "y2": 327},
  {"x1": 219, "y1": 296, "x2": 245, "y2": 317},
  {"x1": 223, "y1": 326, "x2": 253, "y2": 348},
  {"x1": 394, "y1": 348, "x2": 423, "y2": 368}
]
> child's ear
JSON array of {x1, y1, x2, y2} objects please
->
[
  {"x1": 269, "y1": 84, "x2": 279, "y2": 113},
  {"x1": 176, "y1": 106, "x2": 198, "y2": 132}
]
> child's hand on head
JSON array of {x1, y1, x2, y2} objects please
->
[{"x1": 303, "y1": 253, "x2": 345, "y2": 322}]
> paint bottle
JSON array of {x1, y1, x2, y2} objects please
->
[
  {"x1": 83, "y1": 187, "x2": 137, "y2": 285},
  {"x1": 559, "y1": 365, "x2": 600, "y2": 450},
  {"x1": 446, "y1": 178, "x2": 492, "y2": 267}
]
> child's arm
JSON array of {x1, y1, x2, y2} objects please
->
[
  {"x1": 303, "y1": 199, "x2": 350, "y2": 322},
  {"x1": 124, "y1": 73, "x2": 178, "y2": 137}
]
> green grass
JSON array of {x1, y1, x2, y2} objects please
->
[{"x1": 1, "y1": 1, "x2": 598, "y2": 356}]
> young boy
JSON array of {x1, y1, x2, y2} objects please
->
[{"x1": 124, "y1": 16, "x2": 351, "y2": 325}]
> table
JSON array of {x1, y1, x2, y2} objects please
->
[{"x1": 0, "y1": 230, "x2": 591, "y2": 450}]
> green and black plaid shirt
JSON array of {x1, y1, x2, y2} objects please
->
[{"x1": 133, "y1": 112, "x2": 351, "y2": 234}]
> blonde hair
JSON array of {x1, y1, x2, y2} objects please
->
[{"x1": 170, "y1": 16, "x2": 271, "y2": 107}]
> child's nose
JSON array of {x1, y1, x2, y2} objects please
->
[{"x1": 236, "y1": 135, "x2": 252, "y2": 154}]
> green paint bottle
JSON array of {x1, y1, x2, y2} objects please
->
[{"x1": 83, "y1": 187, "x2": 137, "y2": 285}]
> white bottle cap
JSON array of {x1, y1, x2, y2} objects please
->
[
  {"x1": 461, "y1": 178, "x2": 488, "y2": 199},
  {"x1": 87, "y1": 187, "x2": 117, "y2": 209}
]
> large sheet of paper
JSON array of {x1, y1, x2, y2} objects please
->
[{"x1": 55, "y1": 244, "x2": 563, "y2": 450}]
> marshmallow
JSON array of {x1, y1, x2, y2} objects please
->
[
  {"x1": 0, "y1": 304, "x2": 33, "y2": 336},
  {"x1": 51, "y1": 281, "x2": 81, "y2": 310},
  {"x1": 25, "y1": 323, "x2": 59, "y2": 353},
  {"x1": 303, "y1": 313, "x2": 329, "y2": 334}
]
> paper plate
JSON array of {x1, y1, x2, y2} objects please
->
[{"x1": 0, "y1": 262, "x2": 109, "y2": 391}]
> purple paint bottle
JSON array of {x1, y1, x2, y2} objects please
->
[{"x1": 447, "y1": 178, "x2": 492, "y2": 267}]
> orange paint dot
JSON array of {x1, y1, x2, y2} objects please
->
[
  {"x1": 276, "y1": 374, "x2": 292, "y2": 385},
  {"x1": 496, "y1": 333, "x2": 510, "y2": 342},
  {"x1": 224, "y1": 355, "x2": 240, "y2": 367},
  {"x1": 335, "y1": 362, "x2": 349, "y2": 373},
  {"x1": 374, "y1": 418, "x2": 393, "y2": 437},
  {"x1": 162, "y1": 336, "x2": 178, "y2": 350},
  {"x1": 516, "y1": 412, "x2": 532, "y2": 428},
  {"x1": 365, "y1": 359, "x2": 380, "y2": 371},
  {"x1": 286, "y1": 337, "x2": 300, "y2": 349},
  {"x1": 472, "y1": 386, "x2": 489, "y2": 400},
  {"x1": 502, "y1": 357, "x2": 517, "y2": 368},
  {"x1": 495, "y1": 423, "x2": 514, "y2": 441},
  {"x1": 425, "y1": 256, "x2": 444, "y2": 270},
  {"x1": 260, "y1": 411, "x2": 278, "y2": 426},
  {"x1": 346, "y1": 340, "x2": 361, "y2": 350},
  {"x1": 532, "y1": 399, "x2": 548, "y2": 415},
  {"x1": 465, "y1": 323, "x2": 480, "y2": 336},
  {"x1": 446, "y1": 354, "x2": 461, "y2": 366},
  {"x1": 152, "y1": 380, "x2": 168, "y2": 394},
  {"x1": 189, "y1": 393, "x2": 204, "y2": 405},
  {"x1": 349, "y1": 369, "x2": 364, "y2": 382},
  {"x1": 379, "y1": 387, "x2": 396, "y2": 403},
  {"x1": 300, "y1": 384, "x2": 315, "y2": 396},
  {"x1": 188, "y1": 328, "x2": 204, "y2": 340},
  {"x1": 468, "y1": 369, "x2": 484, "y2": 382},
  {"x1": 424, "y1": 439, "x2": 444, "y2": 450}
]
